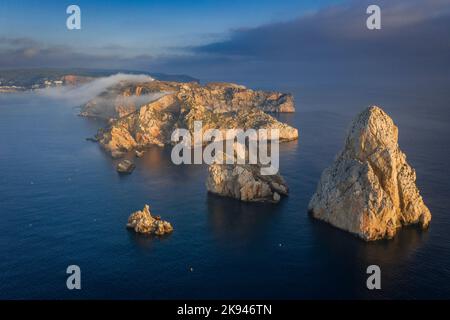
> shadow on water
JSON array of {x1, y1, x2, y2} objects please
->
[
  {"x1": 126, "y1": 228, "x2": 173, "y2": 251},
  {"x1": 307, "y1": 214, "x2": 429, "y2": 298},
  {"x1": 206, "y1": 194, "x2": 284, "y2": 248},
  {"x1": 138, "y1": 145, "x2": 207, "y2": 179}
]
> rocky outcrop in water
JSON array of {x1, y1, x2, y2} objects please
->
[
  {"x1": 206, "y1": 163, "x2": 289, "y2": 203},
  {"x1": 308, "y1": 106, "x2": 431, "y2": 241},
  {"x1": 80, "y1": 81, "x2": 295, "y2": 120},
  {"x1": 126, "y1": 204, "x2": 173, "y2": 235},
  {"x1": 116, "y1": 159, "x2": 135, "y2": 174},
  {"x1": 135, "y1": 150, "x2": 145, "y2": 158}
]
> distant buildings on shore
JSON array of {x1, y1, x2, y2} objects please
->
[{"x1": 0, "y1": 78, "x2": 66, "y2": 92}]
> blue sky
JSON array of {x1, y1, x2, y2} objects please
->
[
  {"x1": 0, "y1": 0, "x2": 449, "y2": 85},
  {"x1": 0, "y1": 0, "x2": 344, "y2": 56}
]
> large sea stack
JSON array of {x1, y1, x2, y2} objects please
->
[{"x1": 308, "y1": 106, "x2": 431, "y2": 241}]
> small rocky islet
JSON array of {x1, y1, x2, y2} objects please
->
[
  {"x1": 81, "y1": 79, "x2": 431, "y2": 241},
  {"x1": 116, "y1": 159, "x2": 135, "y2": 174},
  {"x1": 126, "y1": 204, "x2": 173, "y2": 236}
]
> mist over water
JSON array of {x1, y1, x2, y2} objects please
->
[
  {"x1": 0, "y1": 78, "x2": 449, "y2": 299},
  {"x1": 38, "y1": 73, "x2": 155, "y2": 105}
]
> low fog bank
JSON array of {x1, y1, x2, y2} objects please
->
[{"x1": 37, "y1": 73, "x2": 155, "y2": 106}]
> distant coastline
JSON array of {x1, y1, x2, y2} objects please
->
[{"x1": 0, "y1": 68, "x2": 199, "y2": 93}]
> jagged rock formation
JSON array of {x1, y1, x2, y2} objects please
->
[
  {"x1": 308, "y1": 106, "x2": 431, "y2": 241},
  {"x1": 126, "y1": 204, "x2": 173, "y2": 236},
  {"x1": 116, "y1": 159, "x2": 135, "y2": 174},
  {"x1": 80, "y1": 81, "x2": 295, "y2": 120},
  {"x1": 206, "y1": 163, "x2": 289, "y2": 203},
  {"x1": 94, "y1": 83, "x2": 298, "y2": 157}
]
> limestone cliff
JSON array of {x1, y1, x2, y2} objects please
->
[{"x1": 308, "y1": 106, "x2": 431, "y2": 241}]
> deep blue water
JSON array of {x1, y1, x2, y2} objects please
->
[{"x1": 0, "y1": 83, "x2": 449, "y2": 299}]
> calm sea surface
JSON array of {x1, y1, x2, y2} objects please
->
[{"x1": 0, "y1": 82, "x2": 449, "y2": 299}]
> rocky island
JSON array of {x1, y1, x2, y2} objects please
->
[
  {"x1": 82, "y1": 81, "x2": 298, "y2": 158},
  {"x1": 308, "y1": 106, "x2": 432, "y2": 241},
  {"x1": 126, "y1": 204, "x2": 173, "y2": 236},
  {"x1": 81, "y1": 81, "x2": 295, "y2": 120}
]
